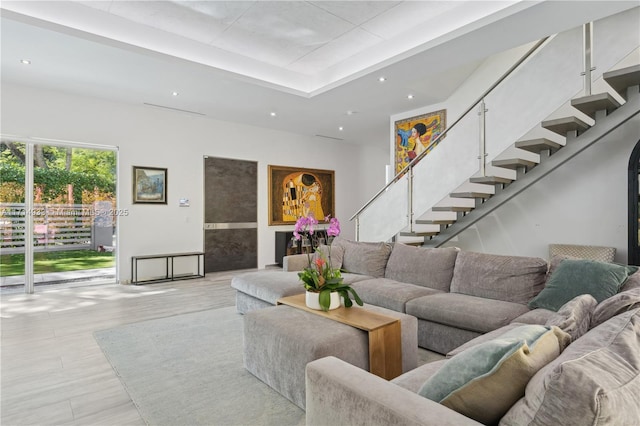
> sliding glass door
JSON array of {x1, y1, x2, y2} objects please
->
[
  {"x1": 0, "y1": 138, "x2": 117, "y2": 293},
  {"x1": 0, "y1": 141, "x2": 26, "y2": 293}
]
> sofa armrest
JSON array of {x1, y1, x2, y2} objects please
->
[
  {"x1": 305, "y1": 356, "x2": 482, "y2": 426},
  {"x1": 283, "y1": 254, "x2": 310, "y2": 272}
]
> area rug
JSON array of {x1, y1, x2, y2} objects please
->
[{"x1": 94, "y1": 307, "x2": 305, "y2": 426}]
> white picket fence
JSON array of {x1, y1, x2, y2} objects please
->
[{"x1": 0, "y1": 203, "x2": 111, "y2": 253}]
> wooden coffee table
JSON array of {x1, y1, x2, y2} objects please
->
[{"x1": 277, "y1": 293, "x2": 402, "y2": 380}]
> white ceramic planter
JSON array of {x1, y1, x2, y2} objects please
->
[{"x1": 305, "y1": 291, "x2": 340, "y2": 311}]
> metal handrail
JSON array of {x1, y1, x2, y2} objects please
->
[{"x1": 350, "y1": 36, "x2": 550, "y2": 222}]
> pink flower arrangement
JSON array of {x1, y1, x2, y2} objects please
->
[
  {"x1": 293, "y1": 214, "x2": 319, "y2": 241},
  {"x1": 293, "y1": 214, "x2": 340, "y2": 243},
  {"x1": 294, "y1": 213, "x2": 362, "y2": 311}
]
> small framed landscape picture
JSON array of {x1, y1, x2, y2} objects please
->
[{"x1": 132, "y1": 166, "x2": 167, "y2": 204}]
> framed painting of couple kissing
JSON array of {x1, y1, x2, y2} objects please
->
[{"x1": 268, "y1": 165, "x2": 335, "y2": 225}]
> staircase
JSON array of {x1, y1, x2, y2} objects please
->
[{"x1": 399, "y1": 64, "x2": 640, "y2": 247}]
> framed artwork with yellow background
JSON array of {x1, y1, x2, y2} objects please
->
[
  {"x1": 394, "y1": 109, "x2": 446, "y2": 175},
  {"x1": 268, "y1": 165, "x2": 335, "y2": 225}
]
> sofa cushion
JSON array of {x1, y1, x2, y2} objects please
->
[
  {"x1": 391, "y1": 359, "x2": 449, "y2": 393},
  {"x1": 450, "y1": 251, "x2": 547, "y2": 304},
  {"x1": 448, "y1": 293, "x2": 594, "y2": 354},
  {"x1": 528, "y1": 259, "x2": 638, "y2": 311},
  {"x1": 511, "y1": 309, "x2": 556, "y2": 325},
  {"x1": 446, "y1": 323, "x2": 525, "y2": 358},
  {"x1": 384, "y1": 244, "x2": 458, "y2": 292},
  {"x1": 406, "y1": 293, "x2": 530, "y2": 334},
  {"x1": 231, "y1": 270, "x2": 305, "y2": 304},
  {"x1": 231, "y1": 269, "x2": 370, "y2": 306},
  {"x1": 419, "y1": 325, "x2": 570, "y2": 425},
  {"x1": 591, "y1": 287, "x2": 640, "y2": 328},
  {"x1": 333, "y1": 238, "x2": 392, "y2": 278},
  {"x1": 337, "y1": 272, "x2": 373, "y2": 285},
  {"x1": 549, "y1": 255, "x2": 640, "y2": 293},
  {"x1": 501, "y1": 308, "x2": 640, "y2": 426},
  {"x1": 544, "y1": 294, "x2": 596, "y2": 342},
  {"x1": 312, "y1": 244, "x2": 344, "y2": 270},
  {"x1": 547, "y1": 254, "x2": 572, "y2": 276},
  {"x1": 621, "y1": 268, "x2": 640, "y2": 292},
  {"x1": 350, "y1": 278, "x2": 442, "y2": 313}
]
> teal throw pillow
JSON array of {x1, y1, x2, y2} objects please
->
[
  {"x1": 528, "y1": 259, "x2": 638, "y2": 312},
  {"x1": 418, "y1": 325, "x2": 570, "y2": 425}
]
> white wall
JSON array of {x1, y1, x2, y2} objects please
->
[
  {"x1": 382, "y1": 7, "x2": 639, "y2": 263},
  {"x1": 442, "y1": 114, "x2": 639, "y2": 263},
  {"x1": 389, "y1": 41, "x2": 537, "y2": 169},
  {"x1": 1, "y1": 84, "x2": 388, "y2": 282}
]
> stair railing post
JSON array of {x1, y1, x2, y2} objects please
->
[
  {"x1": 408, "y1": 166, "x2": 414, "y2": 233},
  {"x1": 582, "y1": 22, "x2": 595, "y2": 96},
  {"x1": 355, "y1": 215, "x2": 359, "y2": 241},
  {"x1": 478, "y1": 99, "x2": 488, "y2": 176}
]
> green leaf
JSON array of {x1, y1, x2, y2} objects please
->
[
  {"x1": 339, "y1": 290, "x2": 353, "y2": 307},
  {"x1": 347, "y1": 287, "x2": 364, "y2": 306},
  {"x1": 319, "y1": 289, "x2": 331, "y2": 311}
]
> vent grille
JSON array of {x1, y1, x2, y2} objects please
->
[
  {"x1": 314, "y1": 134, "x2": 344, "y2": 141},
  {"x1": 143, "y1": 103, "x2": 206, "y2": 116}
]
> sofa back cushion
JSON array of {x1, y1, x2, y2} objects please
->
[
  {"x1": 501, "y1": 308, "x2": 640, "y2": 426},
  {"x1": 312, "y1": 244, "x2": 344, "y2": 270},
  {"x1": 332, "y1": 238, "x2": 392, "y2": 278},
  {"x1": 384, "y1": 244, "x2": 458, "y2": 291},
  {"x1": 450, "y1": 251, "x2": 548, "y2": 304}
]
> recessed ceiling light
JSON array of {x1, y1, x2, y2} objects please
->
[
  {"x1": 346, "y1": 110, "x2": 357, "y2": 115},
  {"x1": 172, "y1": 91, "x2": 179, "y2": 96},
  {"x1": 407, "y1": 94, "x2": 414, "y2": 99},
  {"x1": 270, "y1": 112, "x2": 277, "y2": 117},
  {"x1": 20, "y1": 59, "x2": 31, "y2": 65},
  {"x1": 338, "y1": 126, "x2": 344, "y2": 131},
  {"x1": 378, "y1": 77, "x2": 386, "y2": 82}
]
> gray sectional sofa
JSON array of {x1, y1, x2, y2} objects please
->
[
  {"x1": 233, "y1": 238, "x2": 551, "y2": 353},
  {"x1": 231, "y1": 238, "x2": 640, "y2": 425},
  {"x1": 306, "y1": 306, "x2": 640, "y2": 425}
]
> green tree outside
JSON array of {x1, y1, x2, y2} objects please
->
[{"x1": 0, "y1": 141, "x2": 117, "y2": 279}]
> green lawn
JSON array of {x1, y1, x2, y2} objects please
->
[{"x1": 0, "y1": 250, "x2": 115, "y2": 276}]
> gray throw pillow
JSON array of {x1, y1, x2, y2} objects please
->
[
  {"x1": 591, "y1": 287, "x2": 640, "y2": 328},
  {"x1": 545, "y1": 294, "x2": 597, "y2": 341},
  {"x1": 528, "y1": 259, "x2": 638, "y2": 312},
  {"x1": 621, "y1": 269, "x2": 640, "y2": 292}
]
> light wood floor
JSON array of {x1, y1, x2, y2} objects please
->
[
  {"x1": 1, "y1": 270, "x2": 444, "y2": 425},
  {"x1": 1, "y1": 271, "x2": 241, "y2": 426}
]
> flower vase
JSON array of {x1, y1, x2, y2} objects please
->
[{"x1": 305, "y1": 291, "x2": 340, "y2": 311}]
